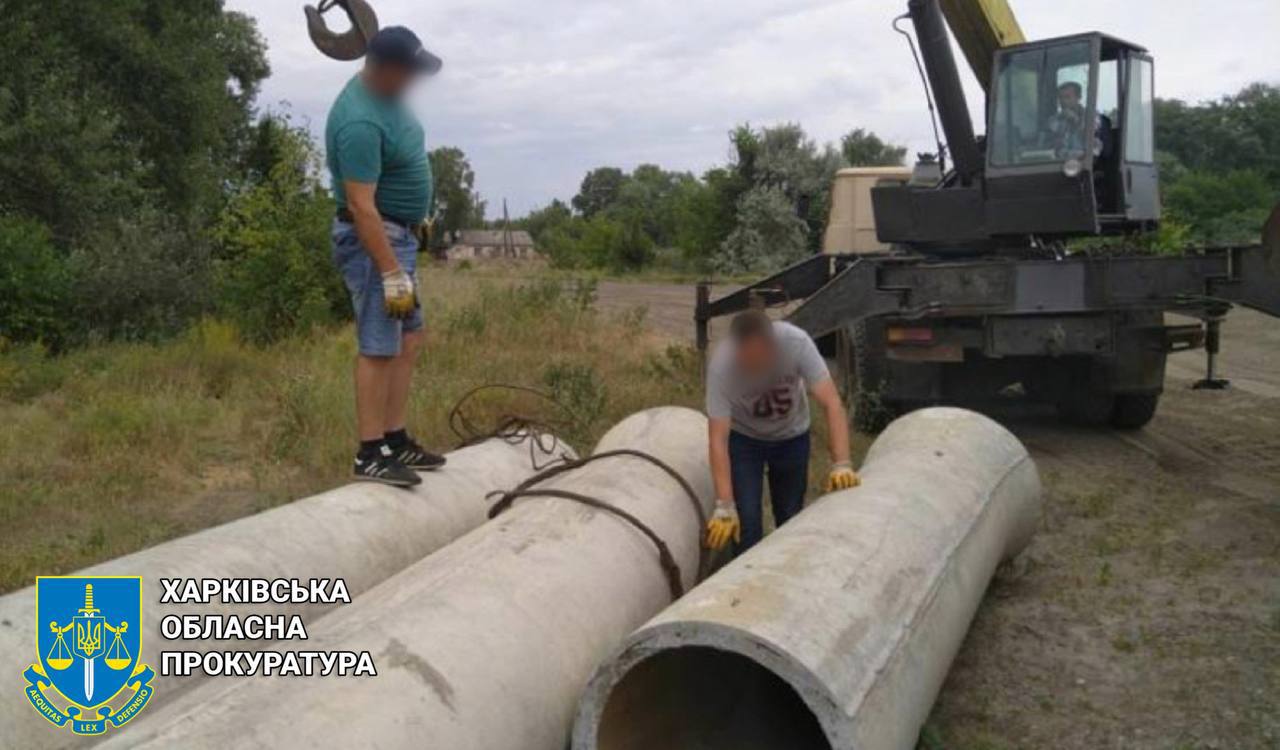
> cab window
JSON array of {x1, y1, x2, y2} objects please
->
[
  {"x1": 1095, "y1": 60, "x2": 1119, "y2": 122},
  {"x1": 1124, "y1": 58, "x2": 1155, "y2": 163},
  {"x1": 990, "y1": 41, "x2": 1093, "y2": 167}
]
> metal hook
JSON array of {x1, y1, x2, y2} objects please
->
[{"x1": 304, "y1": 0, "x2": 379, "y2": 61}]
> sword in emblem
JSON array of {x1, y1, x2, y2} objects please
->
[
  {"x1": 84, "y1": 643, "x2": 95, "y2": 702},
  {"x1": 76, "y1": 584, "x2": 102, "y2": 703}
]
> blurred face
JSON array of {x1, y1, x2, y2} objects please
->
[
  {"x1": 1058, "y1": 85, "x2": 1081, "y2": 112},
  {"x1": 733, "y1": 334, "x2": 778, "y2": 376},
  {"x1": 365, "y1": 62, "x2": 418, "y2": 99}
]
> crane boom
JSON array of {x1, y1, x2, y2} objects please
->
[{"x1": 939, "y1": 0, "x2": 1026, "y2": 90}]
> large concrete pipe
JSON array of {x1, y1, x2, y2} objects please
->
[
  {"x1": 573, "y1": 407, "x2": 1042, "y2": 750},
  {"x1": 1, "y1": 434, "x2": 567, "y2": 749},
  {"x1": 95, "y1": 406, "x2": 713, "y2": 750}
]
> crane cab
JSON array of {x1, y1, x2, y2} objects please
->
[
  {"x1": 985, "y1": 33, "x2": 1160, "y2": 236},
  {"x1": 871, "y1": 25, "x2": 1161, "y2": 252}
]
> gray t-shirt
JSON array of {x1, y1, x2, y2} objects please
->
[{"x1": 706, "y1": 321, "x2": 831, "y2": 441}]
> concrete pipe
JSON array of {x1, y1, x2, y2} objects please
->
[
  {"x1": 0, "y1": 434, "x2": 568, "y2": 750},
  {"x1": 95, "y1": 406, "x2": 714, "y2": 750},
  {"x1": 573, "y1": 407, "x2": 1042, "y2": 750}
]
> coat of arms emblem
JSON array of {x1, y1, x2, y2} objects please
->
[{"x1": 24, "y1": 576, "x2": 155, "y2": 735}]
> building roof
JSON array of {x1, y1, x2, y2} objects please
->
[{"x1": 456, "y1": 229, "x2": 535, "y2": 247}]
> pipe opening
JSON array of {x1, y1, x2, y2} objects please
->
[{"x1": 596, "y1": 646, "x2": 831, "y2": 750}]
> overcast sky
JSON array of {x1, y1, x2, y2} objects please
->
[{"x1": 228, "y1": 0, "x2": 1280, "y2": 216}]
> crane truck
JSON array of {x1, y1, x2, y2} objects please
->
[{"x1": 695, "y1": 0, "x2": 1280, "y2": 431}]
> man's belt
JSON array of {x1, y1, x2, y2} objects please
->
[{"x1": 336, "y1": 207, "x2": 419, "y2": 229}]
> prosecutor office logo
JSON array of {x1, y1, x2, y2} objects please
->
[{"x1": 23, "y1": 576, "x2": 156, "y2": 735}]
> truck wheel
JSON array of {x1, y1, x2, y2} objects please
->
[
  {"x1": 1022, "y1": 370, "x2": 1062, "y2": 404},
  {"x1": 1056, "y1": 388, "x2": 1115, "y2": 427},
  {"x1": 847, "y1": 320, "x2": 898, "y2": 434},
  {"x1": 1110, "y1": 393, "x2": 1159, "y2": 430}
]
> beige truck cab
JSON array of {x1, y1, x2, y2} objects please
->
[{"x1": 822, "y1": 166, "x2": 912, "y2": 254}]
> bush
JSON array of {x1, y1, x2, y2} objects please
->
[
  {"x1": 611, "y1": 213, "x2": 656, "y2": 271},
  {"x1": 577, "y1": 217, "x2": 623, "y2": 269},
  {"x1": 67, "y1": 209, "x2": 213, "y2": 343},
  {"x1": 542, "y1": 361, "x2": 606, "y2": 445},
  {"x1": 1164, "y1": 169, "x2": 1277, "y2": 244},
  {"x1": 442, "y1": 277, "x2": 596, "y2": 343},
  {"x1": 214, "y1": 134, "x2": 348, "y2": 345},
  {"x1": 540, "y1": 214, "x2": 655, "y2": 271},
  {"x1": 716, "y1": 185, "x2": 810, "y2": 274},
  {"x1": 0, "y1": 342, "x2": 69, "y2": 401},
  {"x1": 1071, "y1": 215, "x2": 1195, "y2": 257},
  {"x1": 0, "y1": 216, "x2": 71, "y2": 348},
  {"x1": 539, "y1": 222, "x2": 584, "y2": 268}
]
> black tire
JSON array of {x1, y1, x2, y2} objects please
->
[
  {"x1": 1056, "y1": 387, "x2": 1115, "y2": 427},
  {"x1": 1022, "y1": 370, "x2": 1061, "y2": 404},
  {"x1": 846, "y1": 320, "x2": 899, "y2": 434},
  {"x1": 1110, "y1": 393, "x2": 1159, "y2": 430}
]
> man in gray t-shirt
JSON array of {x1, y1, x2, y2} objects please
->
[{"x1": 704, "y1": 311, "x2": 861, "y2": 553}]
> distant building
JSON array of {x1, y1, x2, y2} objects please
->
[{"x1": 446, "y1": 229, "x2": 541, "y2": 261}]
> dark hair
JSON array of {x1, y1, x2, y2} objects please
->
[
  {"x1": 1058, "y1": 81, "x2": 1083, "y2": 97},
  {"x1": 730, "y1": 310, "x2": 774, "y2": 344}
]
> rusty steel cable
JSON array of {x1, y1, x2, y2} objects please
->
[
  {"x1": 447, "y1": 383, "x2": 577, "y2": 470},
  {"x1": 486, "y1": 449, "x2": 712, "y2": 601}
]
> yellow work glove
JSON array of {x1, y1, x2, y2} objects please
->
[
  {"x1": 825, "y1": 461, "x2": 860, "y2": 493},
  {"x1": 382, "y1": 267, "x2": 418, "y2": 320},
  {"x1": 704, "y1": 499, "x2": 740, "y2": 551}
]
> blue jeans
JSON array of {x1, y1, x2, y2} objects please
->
[
  {"x1": 729, "y1": 431, "x2": 811, "y2": 553},
  {"x1": 331, "y1": 219, "x2": 424, "y2": 357}
]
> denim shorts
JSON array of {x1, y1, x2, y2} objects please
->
[{"x1": 332, "y1": 219, "x2": 424, "y2": 357}]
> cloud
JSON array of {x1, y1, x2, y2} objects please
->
[{"x1": 230, "y1": 0, "x2": 1280, "y2": 216}]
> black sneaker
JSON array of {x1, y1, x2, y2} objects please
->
[
  {"x1": 388, "y1": 436, "x2": 447, "y2": 471},
  {"x1": 353, "y1": 448, "x2": 422, "y2": 488}
]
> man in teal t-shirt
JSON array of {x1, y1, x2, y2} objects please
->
[{"x1": 326, "y1": 26, "x2": 445, "y2": 488}]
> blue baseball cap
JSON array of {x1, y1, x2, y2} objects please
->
[{"x1": 366, "y1": 26, "x2": 442, "y2": 75}]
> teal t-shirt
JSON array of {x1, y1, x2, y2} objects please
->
[{"x1": 325, "y1": 75, "x2": 433, "y2": 224}]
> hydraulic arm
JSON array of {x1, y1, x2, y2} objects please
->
[{"x1": 939, "y1": 0, "x2": 1026, "y2": 90}]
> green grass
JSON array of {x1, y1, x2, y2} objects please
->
[{"x1": 0, "y1": 267, "x2": 705, "y2": 593}]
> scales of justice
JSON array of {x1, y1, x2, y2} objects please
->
[{"x1": 45, "y1": 583, "x2": 131, "y2": 703}]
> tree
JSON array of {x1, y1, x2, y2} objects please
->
[
  {"x1": 69, "y1": 207, "x2": 215, "y2": 342},
  {"x1": 726, "y1": 123, "x2": 843, "y2": 254},
  {"x1": 0, "y1": 2, "x2": 270, "y2": 235},
  {"x1": 841, "y1": 129, "x2": 907, "y2": 167},
  {"x1": 1155, "y1": 83, "x2": 1280, "y2": 244},
  {"x1": 0, "y1": 217, "x2": 71, "y2": 348},
  {"x1": 0, "y1": 0, "x2": 271, "y2": 344},
  {"x1": 669, "y1": 175, "x2": 728, "y2": 270},
  {"x1": 607, "y1": 164, "x2": 694, "y2": 247},
  {"x1": 1156, "y1": 83, "x2": 1280, "y2": 184},
  {"x1": 698, "y1": 166, "x2": 750, "y2": 253},
  {"x1": 518, "y1": 199, "x2": 573, "y2": 244},
  {"x1": 716, "y1": 186, "x2": 810, "y2": 274},
  {"x1": 572, "y1": 167, "x2": 626, "y2": 217},
  {"x1": 1164, "y1": 170, "x2": 1276, "y2": 245},
  {"x1": 214, "y1": 120, "x2": 347, "y2": 344},
  {"x1": 0, "y1": 76, "x2": 151, "y2": 246},
  {"x1": 429, "y1": 147, "x2": 486, "y2": 246},
  {"x1": 239, "y1": 112, "x2": 309, "y2": 189}
]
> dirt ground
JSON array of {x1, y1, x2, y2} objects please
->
[{"x1": 598, "y1": 280, "x2": 1280, "y2": 750}]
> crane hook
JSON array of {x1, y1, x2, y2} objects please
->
[{"x1": 304, "y1": 0, "x2": 379, "y2": 61}]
